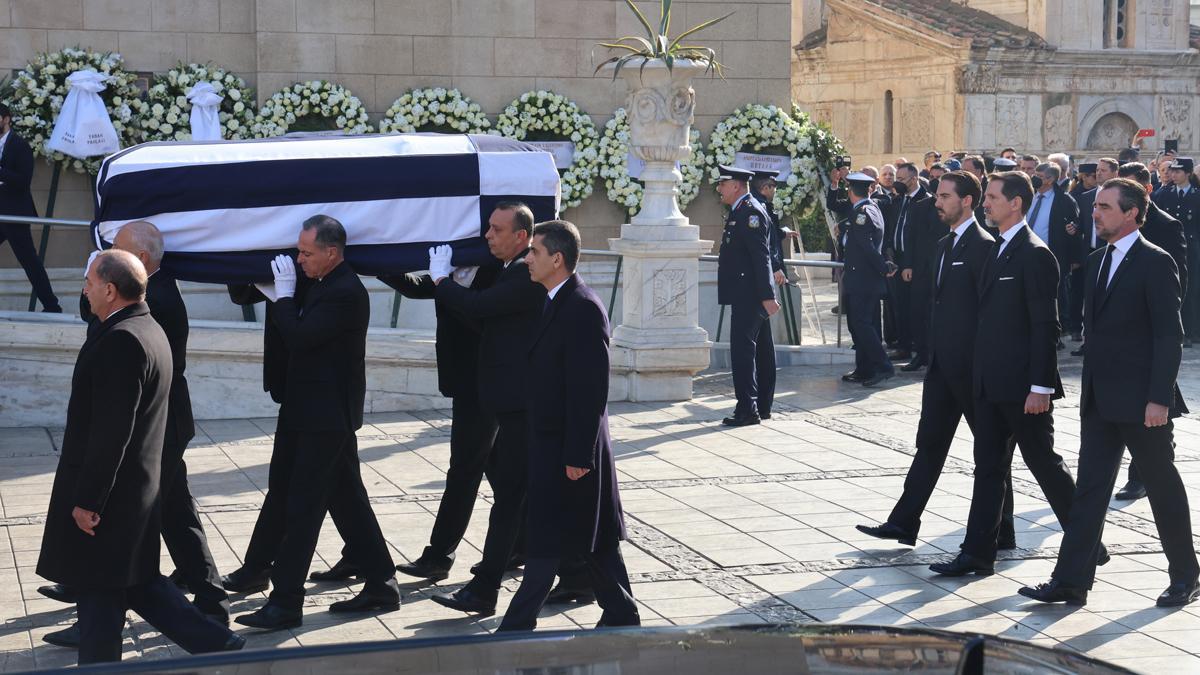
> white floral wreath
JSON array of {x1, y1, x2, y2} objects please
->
[
  {"x1": 704, "y1": 104, "x2": 823, "y2": 215},
  {"x1": 9, "y1": 47, "x2": 145, "y2": 174},
  {"x1": 380, "y1": 87, "x2": 490, "y2": 134},
  {"x1": 143, "y1": 63, "x2": 256, "y2": 142},
  {"x1": 495, "y1": 90, "x2": 599, "y2": 209},
  {"x1": 597, "y1": 106, "x2": 704, "y2": 216},
  {"x1": 252, "y1": 80, "x2": 373, "y2": 138}
]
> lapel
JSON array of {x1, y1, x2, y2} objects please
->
[
  {"x1": 1096, "y1": 235, "x2": 1142, "y2": 313},
  {"x1": 302, "y1": 260, "x2": 349, "y2": 312},
  {"x1": 78, "y1": 302, "x2": 148, "y2": 359},
  {"x1": 532, "y1": 274, "x2": 577, "y2": 351},
  {"x1": 981, "y1": 225, "x2": 1029, "y2": 297}
]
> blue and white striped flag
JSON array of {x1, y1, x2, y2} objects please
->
[{"x1": 91, "y1": 133, "x2": 561, "y2": 283}]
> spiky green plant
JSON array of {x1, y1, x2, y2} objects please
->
[{"x1": 594, "y1": 0, "x2": 733, "y2": 81}]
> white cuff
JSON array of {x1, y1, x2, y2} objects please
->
[{"x1": 1030, "y1": 385, "x2": 1055, "y2": 395}]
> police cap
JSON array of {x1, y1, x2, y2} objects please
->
[{"x1": 717, "y1": 165, "x2": 754, "y2": 182}]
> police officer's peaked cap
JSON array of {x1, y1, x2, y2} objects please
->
[
  {"x1": 992, "y1": 157, "x2": 1018, "y2": 169},
  {"x1": 717, "y1": 165, "x2": 755, "y2": 182},
  {"x1": 752, "y1": 169, "x2": 779, "y2": 182},
  {"x1": 1170, "y1": 157, "x2": 1195, "y2": 173},
  {"x1": 846, "y1": 172, "x2": 876, "y2": 188},
  {"x1": 1077, "y1": 162, "x2": 1098, "y2": 174}
]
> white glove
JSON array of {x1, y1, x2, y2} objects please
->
[
  {"x1": 84, "y1": 250, "x2": 100, "y2": 279},
  {"x1": 270, "y1": 254, "x2": 297, "y2": 299},
  {"x1": 428, "y1": 244, "x2": 453, "y2": 281}
]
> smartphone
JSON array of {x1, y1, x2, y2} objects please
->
[
  {"x1": 1166, "y1": 139, "x2": 1179, "y2": 153},
  {"x1": 1136, "y1": 128, "x2": 1156, "y2": 139}
]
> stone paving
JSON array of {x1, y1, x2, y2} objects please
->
[{"x1": 4, "y1": 353, "x2": 1200, "y2": 673}]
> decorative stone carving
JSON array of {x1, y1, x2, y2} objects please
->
[
  {"x1": 996, "y1": 95, "x2": 1028, "y2": 147},
  {"x1": 651, "y1": 269, "x2": 687, "y2": 318},
  {"x1": 900, "y1": 100, "x2": 931, "y2": 150},
  {"x1": 844, "y1": 105, "x2": 870, "y2": 151},
  {"x1": 965, "y1": 96, "x2": 996, "y2": 149},
  {"x1": 813, "y1": 105, "x2": 833, "y2": 127},
  {"x1": 1086, "y1": 112, "x2": 1139, "y2": 150},
  {"x1": 1043, "y1": 104, "x2": 1074, "y2": 151},
  {"x1": 958, "y1": 64, "x2": 1000, "y2": 94},
  {"x1": 1145, "y1": 0, "x2": 1176, "y2": 47},
  {"x1": 1158, "y1": 95, "x2": 1193, "y2": 147}
]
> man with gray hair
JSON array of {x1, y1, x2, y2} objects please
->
[
  {"x1": 1047, "y1": 152, "x2": 1072, "y2": 189},
  {"x1": 1030, "y1": 162, "x2": 1081, "y2": 346}
]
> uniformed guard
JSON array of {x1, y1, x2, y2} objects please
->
[
  {"x1": 717, "y1": 165, "x2": 779, "y2": 426},
  {"x1": 840, "y1": 172, "x2": 896, "y2": 387},
  {"x1": 1154, "y1": 157, "x2": 1200, "y2": 346}
]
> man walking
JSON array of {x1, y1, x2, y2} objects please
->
[{"x1": 0, "y1": 102, "x2": 60, "y2": 312}]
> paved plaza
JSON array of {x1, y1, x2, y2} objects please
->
[{"x1": 3, "y1": 355, "x2": 1200, "y2": 673}]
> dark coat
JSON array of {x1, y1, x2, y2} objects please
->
[
  {"x1": 840, "y1": 199, "x2": 889, "y2": 297},
  {"x1": 928, "y1": 221, "x2": 995, "y2": 383},
  {"x1": 435, "y1": 250, "x2": 545, "y2": 415},
  {"x1": 1029, "y1": 184, "x2": 1080, "y2": 269},
  {"x1": 37, "y1": 303, "x2": 172, "y2": 589},
  {"x1": 525, "y1": 274, "x2": 625, "y2": 558},
  {"x1": 379, "y1": 261, "x2": 501, "y2": 399},
  {"x1": 227, "y1": 274, "x2": 316, "y2": 403},
  {"x1": 882, "y1": 185, "x2": 929, "y2": 265},
  {"x1": 1075, "y1": 187, "x2": 1099, "y2": 258},
  {"x1": 898, "y1": 195, "x2": 940, "y2": 277},
  {"x1": 1141, "y1": 201, "x2": 1189, "y2": 299},
  {"x1": 271, "y1": 261, "x2": 370, "y2": 433},
  {"x1": 0, "y1": 131, "x2": 38, "y2": 217},
  {"x1": 973, "y1": 225, "x2": 1064, "y2": 402},
  {"x1": 82, "y1": 271, "x2": 195, "y2": 459},
  {"x1": 1081, "y1": 235, "x2": 1188, "y2": 422},
  {"x1": 717, "y1": 194, "x2": 775, "y2": 306},
  {"x1": 1153, "y1": 183, "x2": 1200, "y2": 237}
]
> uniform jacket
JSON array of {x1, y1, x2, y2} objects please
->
[
  {"x1": 841, "y1": 199, "x2": 889, "y2": 296},
  {"x1": 524, "y1": 274, "x2": 625, "y2": 558},
  {"x1": 973, "y1": 225, "x2": 1064, "y2": 402},
  {"x1": 1081, "y1": 234, "x2": 1188, "y2": 422},
  {"x1": 37, "y1": 303, "x2": 172, "y2": 589},
  {"x1": 1153, "y1": 183, "x2": 1200, "y2": 238},
  {"x1": 0, "y1": 131, "x2": 38, "y2": 217},
  {"x1": 717, "y1": 193, "x2": 775, "y2": 306},
  {"x1": 435, "y1": 250, "x2": 545, "y2": 415}
]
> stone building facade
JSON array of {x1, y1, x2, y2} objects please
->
[
  {"x1": 0, "y1": 0, "x2": 792, "y2": 268},
  {"x1": 793, "y1": 0, "x2": 1200, "y2": 168}
]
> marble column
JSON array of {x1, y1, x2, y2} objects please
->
[{"x1": 608, "y1": 59, "x2": 713, "y2": 401}]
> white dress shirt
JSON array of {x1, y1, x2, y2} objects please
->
[
  {"x1": 546, "y1": 276, "x2": 570, "y2": 300},
  {"x1": 936, "y1": 216, "x2": 975, "y2": 285},
  {"x1": 1099, "y1": 229, "x2": 1140, "y2": 288}
]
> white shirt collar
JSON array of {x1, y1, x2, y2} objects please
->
[
  {"x1": 951, "y1": 216, "x2": 974, "y2": 238},
  {"x1": 547, "y1": 276, "x2": 570, "y2": 300},
  {"x1": 1108, "y1": 229, "x2": 1140, "y2": 255},
  {"x1": 999, "y1": 221, "x2": 1026, "y2": 243}
]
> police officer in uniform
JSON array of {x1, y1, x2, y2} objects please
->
[
  {"x1": 841, "y1": 172, "x2": 896, "y2": 387},
  {"x1": 717, "y1": 165, "x2": 780, "y2": 426},
  {"x1": 1154, "y1": 157, "x2": 1200, "y2": 348},
  {"x1": 751, "y1": 169, "x2": 794, "y2": 420}
]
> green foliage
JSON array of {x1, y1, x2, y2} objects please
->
[{"x1": 594, "y1": 0, "x2": 733, "y2": 81}]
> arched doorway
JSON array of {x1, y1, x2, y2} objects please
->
[{"x1": 1086, "y1": 112, "x2": 1139, "y2": 151}]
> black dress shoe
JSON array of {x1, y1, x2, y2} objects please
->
[
  {"x1": 842, "y1": 371, "x2": 867, "y2": 382},
  {"x1": 469, "y1": 555, "x2": 524, "y2": 576},
  {"x1": 330, "y1": 579, "x2": 401, "y2": 613},
  {"x1": 856, "y1": 522, "x2": 916, "y2": 547},
  {"x1": 929, "y1": 552, "x2": 995, "y2": 577},
  {"x1": 219, "y1": 634, "x2": 246, "y2": 652},
  {"x1": 1097, "y1": 545, "x2": 1111, "y2": 567},
  {"x1": 431, "y1": 588, "x2": 496, "y2": 616},
  {"x1": 1114, "y1": 480, "x2": 1147, "y2": 501},
  {"x1": 309, "y1": 557, "x2": 362, "y2": 582},
  {"x1": 234, "y1": 603, "x2": 302, "y2": 630},
  {"x1": 1157, "y1": 580, "x2": 1200, "y2": 607},
  {"x1": 997, "y1": 537, "x2": 1018, "y2": 551},
  {"x1": 759, "y1": 412, "x2": 771, "y2": 420},
  {"x1": 900, "y1": 359, "x2": 926, "y2": 372},
  {"x1": 887, "y1": 349, "x2": 911, "y2": 361},
  {"x1": 42, "y1": 623, "x2": 79, "y2": 649},
  {"x1": 222, "y1": 566, "x2": 271, "y2": 594},
  {"x1": 722, "y1": 413, "x2": 761, "y2": 427},
  {"x1": 397, "y1": 558, "x2": 451, "y2": 581},
  {"x1": 168, "y1": 569, "x2": 191, "y2": 593},
  {"x1": 546, "y1": 582, "x2": 596, "y2": 605},
  {"x1": 1018, "y1": 579, "x2": 1088, "y2": 606},
  {"x1": 37, "y1": 583, "x2": 77, "y2": 604},
  {"x1": 861, "y1": 371, "x2": 894, "y2": 387}
]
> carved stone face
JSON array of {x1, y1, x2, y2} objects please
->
[{"x1": 627, "y1": 85, "x2": 695, "y2": 159}]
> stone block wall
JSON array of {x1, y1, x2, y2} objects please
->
[{"x1": 0, "y1": 0, "x2": 794, "y2": 271}]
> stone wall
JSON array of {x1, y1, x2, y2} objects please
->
[{"x1": 0, "y1": 0, "x2": 793, "y2": 271}]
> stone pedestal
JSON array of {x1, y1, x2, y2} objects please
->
[{"x1": 608, "y1": 59, "x2": 713, "y2": 401}]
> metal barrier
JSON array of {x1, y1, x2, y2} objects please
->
[{"x1": 0, "y1": 213, "x2": 846, "y2": 346}]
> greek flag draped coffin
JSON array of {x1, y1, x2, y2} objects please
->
[{"x1": 91, "y1": 133, "x2": 562, "y2": 283}]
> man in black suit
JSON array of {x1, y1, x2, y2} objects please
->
[
  {"x1": 884, "y1": 163, "x2": 929, "y2": 363},
  {"x1": 896, "y1": 165, "x2": 942, "y2": 372},
  {"x1": 0, "y1": 102, "x2": 60, "y2": 312},
  {"x1": 1065, "y1": 163, "x2": 1099, "y2": 343},
  {"x1": 36, "y1": 250, "x2": 242, "y2": 664},
  {"x1": 1029, "y1": 162, "x2": 1080, "y2": 348},
  {"x1": 841, "y1": 173, "x2": 895, "y2": 387},
  {"x1": 429, "y1": 202, "x2": 546, "y2": 616},
  {"x1": 1020, "y1": 179, "x2": 1199, "y2": 607},
  {"x1": 930, "y1": 171, "x2": 1082, "y2": 577},
  {"x1": 39, "y1": 222, "x2": 229, "y2": 650},
  {"x1": 857, "y1": 172, "x2": 1016, "y2": 548},
  {"x1": 235, "y1": 215, "x2": 399, "y2": 630},
  {"x1": 497, "y1": 220, "x2": 639, "y2": 631}
]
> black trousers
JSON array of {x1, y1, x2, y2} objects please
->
[
  {"x1": 845, "y1": 291, "x2": 892, "y2": 377},
  {"x1": 882, "y1": 295, "x2": 898, "y2": 346},
  {"x1": 886, "y1": 273, "x2": 911, "y2": 351},
  {"x1": 962, "y1": 399, "x2": 1076, "y2": 561},
  {"x1": 0, "y1": 222, "x2": 59, "y2": 311},
  {"x1": 1054, "y1": 413, "x2": 1199, "y2": 589},
  {"x1": 464, "y1": 410, "x2": 528, "y2": 597},
  {"x1": 497, "y1": 545, "x2": 640, "y2": 632},
  {"x1": 255, "y1": 429, "x2": 394, "y2": 611},
  {"x1": 76, "y1": 574, "x2": 231, "y2": 664},
  {"x1": 418, "y1": 394, "x2": 499, "y2": 566},
  {"x1": 908, "y1": 274, "x2": 931, "y2": 359},
  {"x1": 160, "y1": 441, "x2": 228, "y2": 619},
  {"x1": 888, "y1": 363, "x2": 1015, "y2": 542},
  {"x1": 729, "y1": 301, "x2": 774, "y2": 417}
]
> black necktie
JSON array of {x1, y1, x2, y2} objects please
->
[
  {"x1": 1028, "y1": 194, "x2": 1045, "y2": 230},
  {"x1": 543, "y1": 295, "x2": 552, "y2": 315},
  {"x1": 1096, "y1": 244, "x2": 1115, "y2": 295},
  {"x1": 937, "y1": 234, "x2": 956, "y2": 287},
  {"x1": 895, "y1": 197, "x2": 909, "y2": 250}
]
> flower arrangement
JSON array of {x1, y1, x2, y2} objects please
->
[
  {"x1": 8, "y1": 47, "x2": 145, "y2": 174},
  {"x1": 495, "y1": 90, "x2": 600, "y2": 209},
  {"x1": 704, "y1": 104, "x2": 827, "y2": 215},
  {"x1": 251, "y1": 80, "x2": 373, "y2": 138},
  {"x1": 379, "y1": 87, "x2": 490, "y2": 134},
  {"x1": 597, "y1": 106, "x2": 703, "y2": 215},
  {"x1": 143, "y1": 62, "x2": 256, "y2": 141}
]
